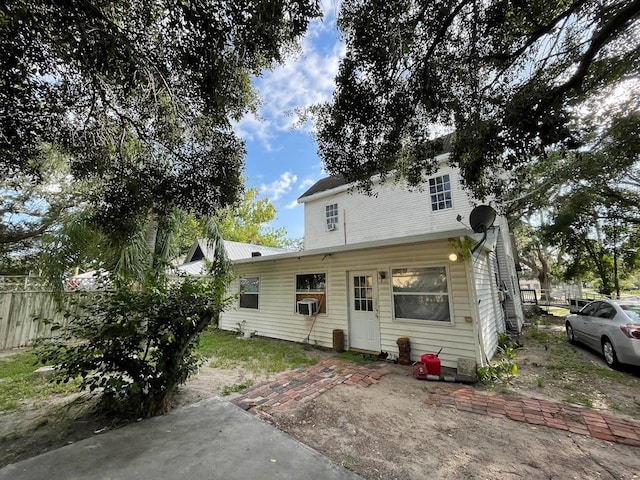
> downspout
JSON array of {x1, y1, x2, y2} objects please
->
[
  {"x1": 494, "y1": 227, "x2": 508, "y2": 332},
  {"x1": 343, "y1": 209, "x2": 347, "y2": 245}
]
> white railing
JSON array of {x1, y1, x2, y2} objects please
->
[{"x1": 0, "y1": 275, "x2": 50, "y2": 292}]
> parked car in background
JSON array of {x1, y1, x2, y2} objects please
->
[{"x1": 565, "y1": 299, "x2": 640, "y2": 368}]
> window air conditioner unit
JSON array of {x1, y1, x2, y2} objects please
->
[
  {"x1": 327, "y1": 223, "x2": 337, "y2": 231},
  {"x1": 297, "y1": 298, "x2": 319, "y2": 316}
]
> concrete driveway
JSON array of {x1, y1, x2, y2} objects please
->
[{"x1": 0, "y1": 397, "x2": 361, "y2": 480}]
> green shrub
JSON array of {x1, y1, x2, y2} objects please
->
[
  {"x1": 36, "y1": 275, "x2": 227, "y2": 418},
  {"x1": 477, "y1": 346, "x2": 519, "y2": 385}
]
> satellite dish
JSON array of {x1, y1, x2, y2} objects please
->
[{"x1": 469, "y1": 205, "x2": 497, "y2": 234}]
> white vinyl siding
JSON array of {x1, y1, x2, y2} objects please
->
[
  {"x1": 220, "y1": 239, "x2": 477, "y2": 368},
  {"x1": 472, "y1": 252, "x2": 504, "y2": 360},
  {"x1": 302, "y1": 165, "x2": 475, "y2": 251}
]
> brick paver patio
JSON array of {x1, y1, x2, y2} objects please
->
[
  {"x1": 232, "y1": 358, "x2": 387, "y2": 413},
  {"x1": 426, "y1": 384, "x2": 640, "y2": 447},
  {"x1": 232, "y1": 358, "x2": 640, "y2": 447}
]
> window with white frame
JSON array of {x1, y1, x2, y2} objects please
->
[
  {"x1": 325, "y1": 203, "x2": 338, "y2": 230},
  {"x1": 429, "y1": 174, "x2": 452, "y2": 211},
  {"x1": 295, "y1": 273, "x2": 326, "y2": 313},
  {"x1": 239, "y1": 276, "x2": 259, "y2": 309},
  {"x1": 392, "y1": 267, "x2": 451, "y2": 322}
]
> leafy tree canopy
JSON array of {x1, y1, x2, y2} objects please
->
[
  {"x1": 0, "y1": 145, "x2": 78, "y2": 267},
  {"x1": 175, "y1": 186, "x2": 300, "y2": 256},
  {"x1": 215, "y1": 186, "x2": 290, "y2": 247},
  {"x1": 504, "y1": 111, "x2": 640, "y2": 220},
  {"x1": 505, "y1": 110, "x2": 640, "y2": 295},
  {"x1": 316, "y1": 0, "x2": 639, "y2": 198},
  {"x1": 1, "y1": 0, "x2": 321, "y2": 245}
]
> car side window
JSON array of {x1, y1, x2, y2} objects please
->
[
  {"x1": 596, "y1": 304, "x2": 616, "y2": 319},
  {"x1": 581, "y1": 302, "x2": 600, "y2": 316}
]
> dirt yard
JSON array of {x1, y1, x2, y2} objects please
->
[
  {"x1": 2, "y1": 315, "x2": 640, "y2": 479},
  {"x1": 264, "y1": 316, "x2": 640, "y2": 480},
  {"x1": 267, "y1": 364, "x2": 639, "y2": 480}
]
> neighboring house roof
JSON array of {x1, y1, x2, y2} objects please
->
[
  {"x1": 175, "y1": 239, "x2": 290, "y2": 275},
  {"x1": 298, "y1": 135, "x2": 454, "y2": 202},
  {"x1": 223, "y1": 240, "x2": 289, "y2": 260},
  {"x1": 174, "y1": 261, "x2": 209, "y2": 276}
]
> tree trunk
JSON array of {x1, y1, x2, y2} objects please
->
[
  {"x1": 539, "y1": 273, "x2": 553, "y2": 301},
  {"x1": 145, "y1": 211, "x2": 159, "y2": 269}
]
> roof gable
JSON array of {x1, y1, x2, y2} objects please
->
[{"x1": 299, "y1": 135, "x2": 454, "y2": 202}]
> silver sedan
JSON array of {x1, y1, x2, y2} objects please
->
[{"x1": 565, "y1": 299, "x2": 640, "y2": 368}]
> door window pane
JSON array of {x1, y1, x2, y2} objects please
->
[{"x1": 353, "y1": 275, "x2": 373, "y2": 312}]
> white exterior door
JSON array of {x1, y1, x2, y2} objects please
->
[{"x1": 348, "y1": 271, "x2": 380, "y2": 352}]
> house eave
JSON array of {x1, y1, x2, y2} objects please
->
[
  {"x1": 297, "y1": 153, "x2": 451, "y2": 204},
  {"x1": 232, "y1": 227, "x2": 472, "y2": 264}
]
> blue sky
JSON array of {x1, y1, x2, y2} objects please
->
[{"x1": 233, "y1": 1, "x2": 344, "y2": 240}]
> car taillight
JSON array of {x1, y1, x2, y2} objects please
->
[{"x1": 620, "y1": 324, "x2": 640, "y2": 339}]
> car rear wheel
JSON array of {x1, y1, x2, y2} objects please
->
[
  {"x1": 566, "y1": 322, "x2": 576, "y2": 344},
  {"x1": 602, "y1": 338, "x2": 619, "y2": 368}
]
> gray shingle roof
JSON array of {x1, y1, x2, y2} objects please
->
[
  {"x1": 297, "y1": 175, "x2": 349, "y2": 200},
  {"x1": 299, "y1": 134, "x2": 453, "y2": 201}
]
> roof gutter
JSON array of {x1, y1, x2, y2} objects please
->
[{"x1": 232, "y1": 228, "x2": 471, "y2": 265}]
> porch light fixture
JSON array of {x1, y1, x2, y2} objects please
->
[{"x1": 448, "y1": 253, "x2": 459, "y2": 262}]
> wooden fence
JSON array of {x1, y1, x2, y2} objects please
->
[{"x1": 0, "y1": 290, "x2": 70, "y2": 350}]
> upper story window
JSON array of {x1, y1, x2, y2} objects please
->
[
  {"x1": 429, "y1": 174, "x2": 452, "y2": 211},
  {"x1": 239, "y1": 276, "x2": 259, "y2": 309},
  {"x1": 325, "y1": 203, "x2": 338, "y2": 231}
]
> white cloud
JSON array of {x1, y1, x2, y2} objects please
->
[
  {"x1": 259, "y1": 172, "x2": 298, "y2": 200},
  {"x1": 236, "y1": 5, "x2": 345, "y2": 145},
  {"x1": 231, "y1": 112, "x2": 274, "y2": 150},
  {"x1": 285, "y1": 199, "x2": 300, "y2": 210},
  {"x1": 299, "y1": 178, "x2": 315, "y2": 190}
]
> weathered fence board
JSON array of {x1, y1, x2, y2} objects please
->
[{"x1": 0, "y1": 291, "x2": 70, "y2": 350}]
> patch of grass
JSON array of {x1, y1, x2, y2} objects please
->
[
  {"x1": 221, "y1": 379, "x2": 254, "y2": 396},
  {"x1": 565, "y1": 393, "x2": 593, "y2": 408},
  {"x1": 536, "y1": 377, "x2": 545, "y2": 388},
  {"x1": 335, "y1": 351, "x2": 378, "y2": 364},
  {"x1": 525, "y1": 328, "x2": 634, "y2": 382},
  {"x1": 341, "y1": 453, "x2": 356, "y2": 469},
  {"x1": 196, "y1": 328, "x2": 321, "y2": 374},
  {"x1": 0, "y1": 351, "x2": 80, "y2": 411},
  {"x1": 608, "y1": 400, "x2": 640, "y2": 418},
  {"x1": 546, "y1": 307, "x2": 570, "y2": 317},
  {"x1": 533, "y1": 315, "x2": 563, "y2": 326}
]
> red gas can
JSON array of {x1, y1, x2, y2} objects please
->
[{"x1": 421, "y1": 353, "x2": 441, "y2": 376}]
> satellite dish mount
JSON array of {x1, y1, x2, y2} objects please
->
[{"x1": 469, "y1": 205, "x2": 497, "y2": 254}]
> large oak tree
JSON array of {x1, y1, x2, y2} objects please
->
[
  {"x1": 316, "y1": 0, "x2": 639, "y2": 198},
  {"x1": 1, "y1": 0, "x2": 320, "y2": 273}
]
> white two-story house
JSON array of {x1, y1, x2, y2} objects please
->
[{"x1": 217, "y1": 154, "x2": 524, "y2": 370}]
